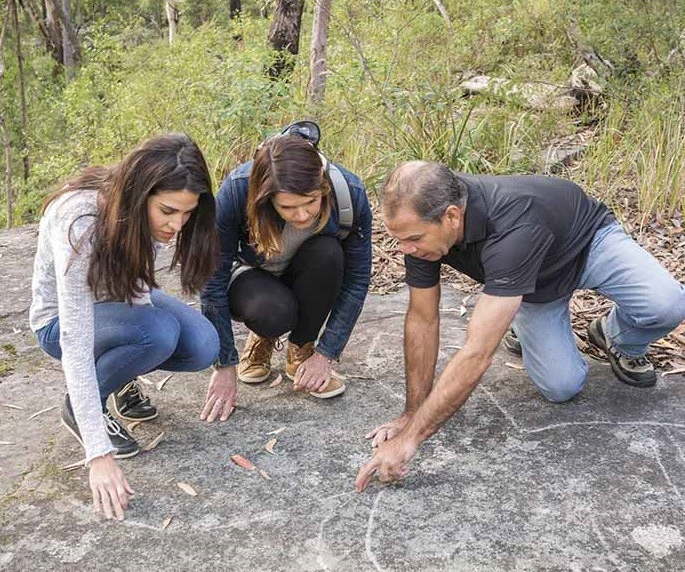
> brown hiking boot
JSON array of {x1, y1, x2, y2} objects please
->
[
  {"x1": 286, "y1": 341, "x2": 346, "y2": 399},
  {"x1": 238, "y1": 331, "x2": 277, "y2": 383}
]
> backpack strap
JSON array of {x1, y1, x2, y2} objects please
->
[{"x1": 327, "y1": 163, "x2": 353, "y2": 240}]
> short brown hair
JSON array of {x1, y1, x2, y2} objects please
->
[
  {"x1": 247, "y1": 135, "x2": 333, "y2": 257},
  {"x1": 382, "y1": 160, "x2": 468, "y2": 222}
]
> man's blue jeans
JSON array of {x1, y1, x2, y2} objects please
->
[
  {"x1": 36, "y1": 289, "x2": 219, "y2": 408},
  {"x1": 512, "y1": 221, "x2": 685, "y2": 402}
]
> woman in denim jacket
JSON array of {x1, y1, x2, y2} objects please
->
[{"x1": 200, "y1": 132, "x2": 372, "y2": 420}]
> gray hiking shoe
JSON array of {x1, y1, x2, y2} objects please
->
[
  {"x1": 503, "y1": 329, "x2": 523, "y2": 356},
  {"x1": 587, "y1": 315, "x2": 656, "y2": 388}
]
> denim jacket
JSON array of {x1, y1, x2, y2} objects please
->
[{"x1": 201, "y1": 160, "x2": 372, "y2": 366}]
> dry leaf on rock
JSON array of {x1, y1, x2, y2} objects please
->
[
  {"x1": 0, "y1": 441, "x2": 15, "y2": 446},
  {"x1": 161, "y1": 516, "x2": 174, "y2": 530},
  {"x1": 258, "y1": 469, "x2": 271, "y2": 480},
  {"x1": 266, "y1": 427, "x2": 286, "y2": 436},
  {"x1": 662, "y1": 367, "x2": 685, "y2": 377},
  {"x1": 1, "y1": 403, "x2": 23, "y2": 410},
  {"x1": 177, "y1": 482, "x2": 198, "y2": 496},
  {"x1": 268, "y1": 374, "x2": 283, "y2": 388},
  {"x1": 504, "y1": 362, "x2": 526, "y2": 371},
  {"x1": 60, "y1": 459, "x2": 86, "y2": 471},
  {"x1": 127, "y1": 421, "x2": 141, "y2": 433},
  {"x1": 143, "y1": 431, "x2": 165, "y2": 451},
  {"x1": 231, "y1": 454, "x2": 256, "y2": 471},
  {"x1": 156, "y1": 374, "x2": 173, "y2": 391},
  {"x1": 137, "y1": 375, "x2": 153, "y2": 386},
  {"x1": 28, "y1": 405, "x2": 57, "y2": 420},
  {"x1": 264, "y1": 438, "x2": 277, "y2": 454}
]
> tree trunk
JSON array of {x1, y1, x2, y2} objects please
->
[
  {"x1": 307, "y1": 0, "x2": 331, "y2": 105},
  {"x1": 0, "y1": 10, "x2": 14, "y2": 228},
  {"x1": 48, "y1": 0, "x2": 79, "y2": 61},
  {"x1": 44, "y1": 0, "x2": 64, "y2": 62},
  {"x1": 18, "y1": 0, "x2": 57, "y2": 61},
  {"x1": 166, "y1": 1, "x2": 179, "y2": 44},
  {"x1": 267, "y1": 0, "x2": 304, "y2": 80},
  {"x1": 9, "y1": 0, "x2": 29, "y2": 181},
  {"x1": 61, "y1": 0, "x2": 75, "y2": 79},
  {"x1": 230, "y1": 0, "x2": 241, "y2": 19}
]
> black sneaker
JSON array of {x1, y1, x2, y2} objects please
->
[
  {"x1": 587, "y1": 315, "x2": 657, "y2": 388},
  {"x1": 503, "y1": 329, "x2": 523, "y2": 356},
  {"x1": 61, "y1": 395, "x2": 141, "y2": 459},
  {"x1": 112, "y1": 380, "x2": 158, "y2": 421}
]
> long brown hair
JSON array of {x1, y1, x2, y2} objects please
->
[
  {"x1": 43, "y1": 133, "x2": 218, "y2": 302},
  {"x1": 247, "y1": 135, "x2": 333, "y2": 258}
]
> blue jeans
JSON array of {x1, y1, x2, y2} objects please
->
[
  {"x1": 36, "y1": 289, "x2": 219, "y2": 408},
  {"x1": 512, "y1": 222, "x2": 685, "y2": 402}
]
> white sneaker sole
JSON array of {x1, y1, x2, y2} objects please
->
[
  {"x1": 238, "y1": 370, "x2": 271, "y2": 384},
  {"x1": 309, "y1": 382, "x2": 346, "y2": 399},
  {"x1": 61, "y1": 419, "x2": 140, "y2": 460},
  {"x1": 285, "y1": 371, "x2": 346, "y2": 399},
  {"x1": 111, "y1": 402, "x2": 159, "y2": 422}
]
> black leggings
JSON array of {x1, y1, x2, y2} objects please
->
[{"x1": 228, "y1": 235, "x2": 344, "y2": 345}]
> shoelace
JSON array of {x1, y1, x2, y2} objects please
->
[
  {"x1": 245, "y1": 335, "x2": 280, "y2": 364},
  {"x1": 290, "y1": 342, "x2": 315, "y2": 363},
  {"x1": 625, "y1": 356, "x2": 651, "y2": 368},
  {"x1": 104, "y1": 412, "x2": 131, "y2": 441},
  {"x1": 117, "y1": 380, "x2": 148, "y2": 404},
  {"x1": 610, "y1": 346, "x2": 651, "y2": 369}
]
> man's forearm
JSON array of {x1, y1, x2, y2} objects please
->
[
  {"x1": 404, "y1": 345, "x2": 491, "y2": 446},
  {"x1": 404, "y1": 309, "x2": 439, "y2": 415}
]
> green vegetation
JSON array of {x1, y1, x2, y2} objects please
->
[{"x1": 1, "y1": 0, "x2": 685, "y2": 225}]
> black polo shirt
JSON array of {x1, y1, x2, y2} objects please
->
[{"x1": 405, "y1": 174, "x2": 614, "y2": 303}]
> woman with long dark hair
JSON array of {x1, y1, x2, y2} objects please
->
[
  {"x1": 201, "y1": 125, "x2": 372, "y2": 419},
  {"x1": 30, "y1": 133, "x2": 220, "y2": 520}
]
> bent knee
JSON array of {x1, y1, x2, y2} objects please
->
[
  {"x1": 183, "y1": 325, "x2": 219, "y2": 371},
  {"x1": 245, "y1": 299, "x2": 297, "y2": 338},
  {"x1": 642, "y1": 282, "x2": 685, "y2": 328},
  {"x1": 536, "y1": 370, "x2": 587, "y2": 403},
  {"x1": 146, "y1": 310, "x2": 181, "y2": 355},
  {"x1": 303, "y1": 236, "x2": 343, "y2": 268}
]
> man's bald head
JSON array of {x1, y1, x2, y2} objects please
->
[{"x1": 381, "y1": 161, "x2": 468, "y2": 223}]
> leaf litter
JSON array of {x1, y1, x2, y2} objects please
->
[
  {"x1": 268, "y1": 374, "x2": 283, "y2": 388},
  {"x1": 177, "y1": 482, "x2": 198, "y2": 496},
  {"x1": 231, "y1": 453, "x2": 272, "y2": 480},
  {"x1": 28, "y1": 405, "x2": 57, "y2": 420},
  {"x1": 156, "y1": 374, "x2": 173, "y2": 391},
  {"x1": 161, "y1": 516, "x2": 174, "y2": 530},
  {"x1": 266, "y1": 427, "x2": 286, "y2": 436},
  {"x1": 143, "y1": 431, "x2": 165, "y2": 451},
  {"x1": 61, "y1": 459, "x2": 86, "y2": 471},
  {"x1": 264, "y1": 438, "x2": 277, "y2": 454},
  {"x1": 258, "y1": 469, "x2": 271, "y2": 480},
  {"x1": 231, "y1": 454, "x2": 256, "y2": 471},
  {"x1": 127, "y1": 421, "x2": 142, "y2": 433},
  {"x1": 1, "y1": 403, "x2": 23, "y2": 410}
]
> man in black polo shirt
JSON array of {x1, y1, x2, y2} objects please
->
[{"x1": 355, "y1": 160, "x2": 685, "y2": 492}]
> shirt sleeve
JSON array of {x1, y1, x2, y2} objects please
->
[
  {"x1": 316, "y1": 184, "x2": 372, "y2": 360},
  {"x1": 52, "y1": 207, "x2": 116, "y2": 463},
  {"x1": 481, "y1": 223, "x2": 555, "y2": 297},
  {"x1": 200, "y1": 175, "x2": 243, "y2": 366},
  {"x1": 404, "y1": 254, "x2": 441, "y2": 288}
]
